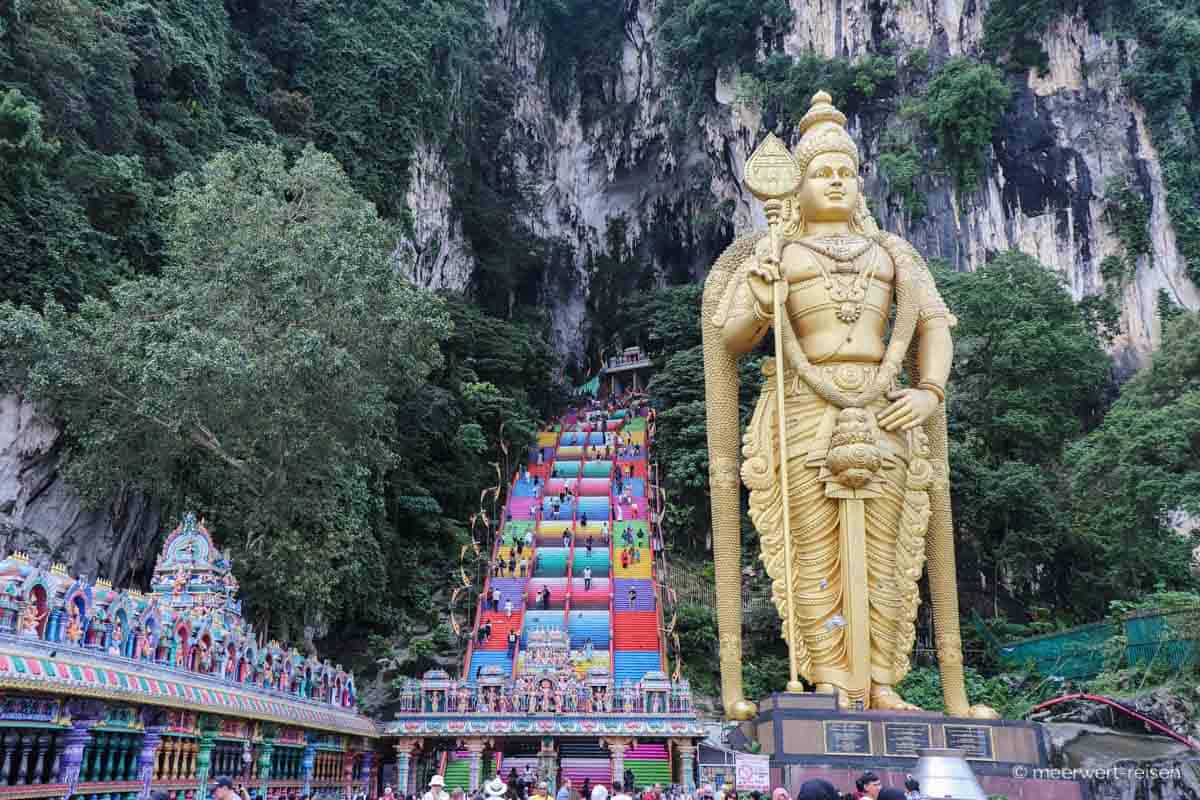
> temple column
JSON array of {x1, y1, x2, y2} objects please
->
[
  {"x1": 137, "y1": 729, "x2": 164, "y2": 800},
  {"x1": 195, "y1": 728, "x2": 216, "y2": 798},
  {"x1": 50, "y1": 733, "x2": 63, "y2": 783},
  {"x1": 16, "y1": 732, "x2": 32, "y2": 784},
  {"x1": 360, "y1": 750, "x2": 375, "y2": 798},
  {"x1": 58, "y1": 721, "x2": 95, "y2": 796},
  {"x1": 103, "y1": 732, "x2": 121, "y2": 781},
  {"x1": 257, "y1": 741, "x2": 274, "y2": 800},
  {"x1": 673, "y1": 741, "x2": 696, "y2": 792},
  {"x1": 162, "y1": 737, "x2": 177, "y2": 781},
  {"x1": 29, "y1": 733, "x2": 48, "y2": 784},
  {"x1": 300, "y1": 740, "x2": 315, "y2": 798},
  {"x1": 342, "y1": 750, "x2": 354, "y2": 797},
  {"x1": 393, "y1": 739, "x2": 420, "y2": 798},
  {"x1": 0, "y1": 731, "x2": 15, "y2": 784},
  {"x1": 460, "y1": 738, "x2": 489, "y2": 793},
  {"x1": 600, "y1": 738, "x2": 634, "y2": 791},
  {"x1": 536, "y1": 738, "x2": 557, "y2": 793}
]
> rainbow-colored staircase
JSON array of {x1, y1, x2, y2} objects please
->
[{"x1": 454, "y1": 398, "x2": 685, "y2": 788}]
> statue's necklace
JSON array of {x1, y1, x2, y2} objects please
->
[
  {"x1": 802, "y1": 233, "x2": 872, "y2": 262},
  {"x1": 800, "y1": 236, "x2": 879, "y2": 325}
]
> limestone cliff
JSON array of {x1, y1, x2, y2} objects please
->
[
  {"x1": 402, "y1": 0, "x2": 1199, "y2": 364},
  {"x1": 0, "y1": 393, "x2": 160, "y2": 586}
]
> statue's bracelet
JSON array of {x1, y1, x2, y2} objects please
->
[
  {"x1": 752, "y1": 300, "x2": 774, "y2": 322},
  {"x1": 917, "y1": 382, "x2": 946, "y2": 403}
]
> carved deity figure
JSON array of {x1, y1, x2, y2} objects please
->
[
  {"x1": 109, "y1": 620, "x2": 124, "y2": 655},
  {"x1": 172, "y1": 567, "x2": 189, "y2": 597},
  {"x1": 136, "y1": 626, "x2": 153, "y2": 660},
  {"x1": 197, "y1": 640, "x2": 212, "y2": 673},
  {"x1": 17, "y1": 598, "x2": 47, "y2": 636},
  {"x1": 64, "y1": 604, "x2": 84, "y2": 644},
  {"x1": 703, "y1": 92, "x2": 996, "y2": 719}
]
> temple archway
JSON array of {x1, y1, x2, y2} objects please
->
[{"x1": 29, "y1": 585, "x2": 48, "y2": 638}]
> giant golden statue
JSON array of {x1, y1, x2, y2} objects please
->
[{"x1": 702, "y1": 91, "x2": 996, "y2": 720}]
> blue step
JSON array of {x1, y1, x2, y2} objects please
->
[
  {"x1": 469, "y1": 649, "x2": 513, "y2": 679},
  {"x1": 522, "y1": 610, "x2": 564, "y2": 643},
  {"x1": 614, "y1": 650, "x2": 661, "y2": 683},
  {"x1": 567, "y1": 610, "x2": 611, "y2": 649}
]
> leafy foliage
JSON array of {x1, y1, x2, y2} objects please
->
[
  {"x1": 0, "y1": 145, "x2": 449, "y2": 637},
  {"x1": 657, "y1": 0, "x2": 793, "y2": 113},
  {"x1": 0, "y1": 146, "x2": 562, "y2": 663},
  {"x1": 878, "y1": 146, "x2": 926, "y2": 221},
  {"x1": 939, "y1": 251, "x2": 1114, "y2": 614},
  {"x1": 1067, "y1": 312, "x2": 1200, "y2": 610},
  {"x1": 1122, "y1": 0, "x2": 1200, "y2": 284},
  {"x1": 924, "y1": 57, "x2": 1012, "y2": 193}
]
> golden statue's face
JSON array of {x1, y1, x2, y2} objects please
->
[{"x1": 798, "y1": 152, "x2": 859, "y2": 224}]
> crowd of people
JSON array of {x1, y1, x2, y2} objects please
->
[
  {"x1": 394, "y1": 769, "x2": 926, "y2": 800},
  {"x1": 393, "y1": 674, "x2": 693, "y2": 715}
]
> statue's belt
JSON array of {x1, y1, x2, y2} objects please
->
[
  {"x1": 753, "y1": 359, "x2": 911, "y2": 470},
  {"x1": 759, "y1": 357, "x2": 891, "y2": 394}
]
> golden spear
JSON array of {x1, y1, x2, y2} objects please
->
[{"x1": 744, "y1": 133, "x2": 805, "y2": 693}]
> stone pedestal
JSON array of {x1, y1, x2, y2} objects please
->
[{"x1": 732, "y1": 692, "x2": 1083, "y2": 800}]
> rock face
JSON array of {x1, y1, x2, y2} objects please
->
[
  {"x1": 402, "y1": 0, "x2": 1198, "y2": 361},
  {"x1": 1038, "y1": 691, "x2": 1200, "y2": 800},
  {"x1": 0, "y1": 393, "x2": 160, "y2": 587}
]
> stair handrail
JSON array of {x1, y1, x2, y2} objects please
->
[
  {"x1": 1028, "y1": 693, "x2": 1200, "y2": 750},
  {"x1": 462, "y1": 472, "x2": 522, "y2": 680},
  {"x1": 608, "y1": 439, "x2": 617, "y2": 691}
]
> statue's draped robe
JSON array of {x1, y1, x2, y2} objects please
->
[{"x1": 714, "y1": 235, "x2": 950, "y2": 702}]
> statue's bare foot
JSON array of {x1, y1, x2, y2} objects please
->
[
  {"x1": 816, "y1": 684, "x2": 851, "y2": 710},
  {"x1": 727, "y1": 698, "x2": 757, "y2": 720},
  {"x1": 870, "y1": 685, "x2": 922, "y2": 711},
  {"x1": 967, "y1": 704, "x2": 1000, "y2": 719}
]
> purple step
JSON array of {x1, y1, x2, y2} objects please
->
[
  {"x1": 613, "y1": 579, "x2": 655, "y2": 611},
  {"x1": 486, "y1": 578, "x2": 529, "y2": 608}
]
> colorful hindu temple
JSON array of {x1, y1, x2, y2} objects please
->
[
  {"x1": 382, "y1": 396, "x2": 704, "y2": 794},
  {"x1": 0, "y1": 387, "x2": 699, "y2": 800},
  {"x1": 0, "y1": 513, "x2": 376, "y2": 800}
]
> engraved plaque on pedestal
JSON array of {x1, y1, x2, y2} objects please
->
[
  {"x1": 822, "y1": 720, "x2": 871, "y2": 755},
  {"x1": 883, "y1": 721, "x2": 933, "y2": 756},
  {"x1": 943, "y1": 724, "x2": 996, "y2": 760}
]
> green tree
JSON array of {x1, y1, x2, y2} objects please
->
[
  {"x1": 939, "y1": 251, "x2": 1113, "y2": 613},
  {"x1": 1067, "y1": 312, "x2": 1200, "y2": 610},
  {"x1": 924, "y1": 57, "x2": 1011, "y2": 193},
  {"x1": 0, "y1": 144, "x2": 450, "y2": 638},
  {"x1": 658, "y1": 0, "x2": 793, "y2": 113}
]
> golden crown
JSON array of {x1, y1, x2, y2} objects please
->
[
  {"x1": 793, "y1": 91, "x2": 860, "y2": 178},
  {"x1": 50, "y1": 562, "x2": 69, "y2": 577},
  {"x1": 10, "y1": 552, "x2": 29, "y2": 563},
  {"x1": 95, "y1": 577, "x2": 113, "y2": 590}
]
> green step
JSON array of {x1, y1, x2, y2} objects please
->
[
  {"x1": 582, "y1": 461, "x2": 612, "y2": 477},
  {"x1": 626, "y1": 759, "x2": 671, "y2": 787},
  {"x1": 443, "y1": 759, "x2": 471, "y2": 791},
  {"x1": 533, "y1": 549, "x2": 568, "y2": 577}
]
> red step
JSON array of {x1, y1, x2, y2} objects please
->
[
  {"x1": 477, "y1": 611, "x2": 524, "y2": 650},
  {"x1": 613, "y1": 611, "x2": 661, "y2": 650}
]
